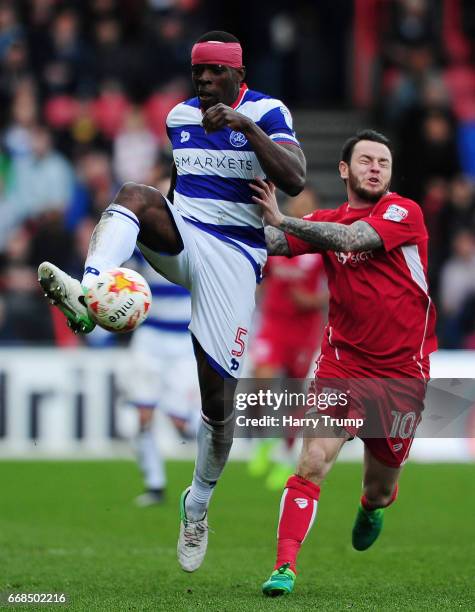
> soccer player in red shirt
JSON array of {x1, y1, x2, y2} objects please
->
[{"x1": 250, "y1": 129, "x2": 437, "y2": 596}]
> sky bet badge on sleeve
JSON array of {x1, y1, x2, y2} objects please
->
[{"x1": 383, "y1": 204, "x2": 408, "y2": 223}]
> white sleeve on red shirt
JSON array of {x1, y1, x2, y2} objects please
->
[{"x1": 363, "y1": 198, "x2": 428, "y2": 251}]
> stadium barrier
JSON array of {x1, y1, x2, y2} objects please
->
[{"x1": 0, "y1": 348, "x2": 473, "y2": 461}]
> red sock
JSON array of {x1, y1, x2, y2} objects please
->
[
  {"x1": 275, "y1": 475, "x2": 320, "y2": 573},
  {"x1": 361, "y1": 483, "x2": 399, "y2": 511}
]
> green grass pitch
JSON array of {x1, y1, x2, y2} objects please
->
[{"x1": 0, "y1": 460, "x2": 474, "y2": 611}]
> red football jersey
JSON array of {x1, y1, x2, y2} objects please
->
[
  {"x1": 285, "y1": 192, "x2": 437, "y2": 368},
  {"x1": 260, "y1": 254, "x2": 325, "y2": 335}
]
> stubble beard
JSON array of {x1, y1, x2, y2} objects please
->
[{"x1": 349, "y1": 171, "x2": 389, "y2": 203}]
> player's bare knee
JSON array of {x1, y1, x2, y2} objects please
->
[
  {"x1": 115, "y1": 182, "x2": 161, "y2": 216},
  {"x1": 298, "y1": 441, "x2": 329, "y2": 483},
  {"x1": 115, "y1": 181, "x2": 141, "y2": 209}
]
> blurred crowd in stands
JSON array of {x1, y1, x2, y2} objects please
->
[
  {"x1": 0, "y1": 0, "x2": 474, "y2": 349},
  {"x1": 375, "y1": 0, "x2": 475, "y2": 348}
]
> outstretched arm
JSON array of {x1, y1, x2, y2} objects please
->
[
  {"x1": 279, "y1": 217, "x2": 383, "y2": 252},
  {"x1": 251, "y1": 179, "x2": 383, "y2": 253},
  {"x1": 202, "y1": 104, "x2": 306, "y2": 196}
]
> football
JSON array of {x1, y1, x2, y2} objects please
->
[{"x1": 85, "y1": 268, "x2": 152, "y2": 333}]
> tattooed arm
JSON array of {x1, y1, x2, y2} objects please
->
[
  {"x1": 278, "y1": 217, "x2": 383, "y2": 252},
  {"x1": 264, "y1": 226, "x2": 291, "y2": 255},
  {"x1": 251, "y1": 178, "x2": 383, "y2": 253}
]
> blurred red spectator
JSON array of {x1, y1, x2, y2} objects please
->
[
  {"x1": 144, "y1": 87, "x2": 186, "y2": 140},
  {"x1": 443, "y1": 65, "x2": 475, "y2": 121},
  {"x1": 91, "y1": 80, "x2": 130, "y2": 139},
  {"x1": 44, "y1": 94, "x2": 79, "y2": 129}
]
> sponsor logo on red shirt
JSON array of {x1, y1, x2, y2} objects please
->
[{"x1": 335, "y1": 250, "x2": 375, "y2": 266}]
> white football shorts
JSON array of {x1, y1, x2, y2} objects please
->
[{"x1": 137, "y1": 199, "x2": 266, "y2": 378}]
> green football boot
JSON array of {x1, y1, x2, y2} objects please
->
[
  {"x1": 352, "y1": 505, "x2": 384, "y2": 551},
  {"x1": 262, "y1": 563, "x2": 296, "y2": 597},
  {"x1": 38, "y1": 262, "x2": 95, "y2": 334}
]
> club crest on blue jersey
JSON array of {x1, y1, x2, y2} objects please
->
[
  {"x1": 180, "y1": 130, "x2": 190, "y2": 143},
  {"x1": 229, "y1": 131, "x2": 248, "y2": 148}
]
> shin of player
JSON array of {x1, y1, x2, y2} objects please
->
[
  {"x1": 273, "y1": 435, "x2": 344, "y2": 575},
  {"x1": 273, "y1": 435, "x2": 400, "y2": 574}
]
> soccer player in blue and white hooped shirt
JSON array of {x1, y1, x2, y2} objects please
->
[{"x1": 38, "y1": 30, "x2": 306, "y2": 572}]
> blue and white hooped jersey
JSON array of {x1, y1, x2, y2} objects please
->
[
  {"x1": 166, "y1": 85, "x2": 300, "y2": 274},
  {"x1": 133, "y1": 252, "x2": 191, "y2": 333}
]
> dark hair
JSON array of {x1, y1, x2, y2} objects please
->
[
  {"x1": 196, "y1": 31, "x2": 240, "y2": 44},
  {"x1": 341, "y1": 129, "x2": 393, "y2": 164}
]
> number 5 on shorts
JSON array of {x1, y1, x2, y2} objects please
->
[{"x1": 232, "y1": 327, "x2": 248, "y2": 357}]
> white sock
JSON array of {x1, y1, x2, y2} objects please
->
[
  {"x1": 136, "y1": 429, "x2": 166, "y2": 491},
  {"x1": 82, "y1": 204, "x2": 140, "y2": 289},
  {"x1": 186, "y1": 475, "x2": 214, "y2": 521},
  {"x1": 185, "y1": 416, "x2": 234, "y2": 520}
]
